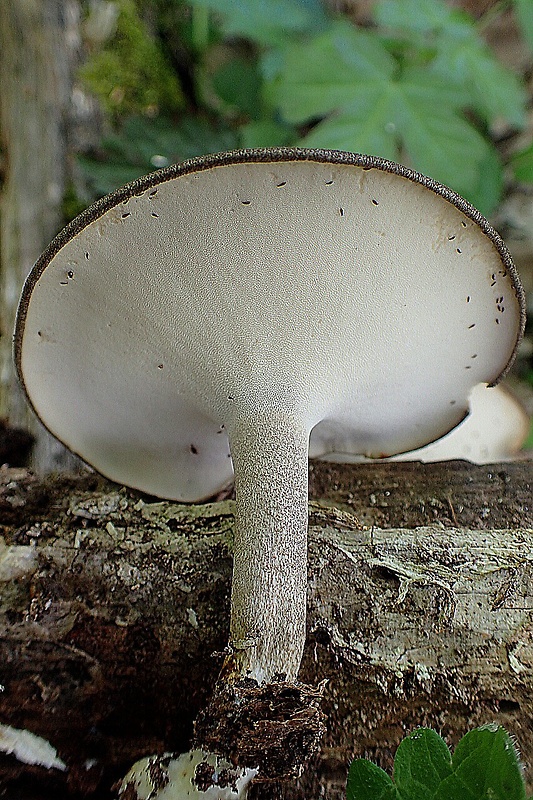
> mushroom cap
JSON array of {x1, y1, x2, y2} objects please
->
[
  {"x1": 310, "y1": 383, "x2": 530, "y2": 464},
  {"x1": 14, "y1": 149, "x2": 525, "y2": 500}
]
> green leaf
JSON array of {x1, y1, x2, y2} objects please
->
[
  {"x1": 393, "y1": 728, "x2": 453, "y2": 799},
  {"x1": 271, "y1": 18, "x2": 504, "y2": 206},
  {"x1": 345, "y1": 727, "x2": 528, "y2": 800},
  {"x1": 239, "y1": 119, "x2": 296, "y2": 149},
  {"x1": 76, "y1": 157, "x2": 145, "y2": 197},
  {"x1": 398, "y1": 102, "x2": 490, "y2": 194},
  {"x1": 298, "y1": 82, "x2": 399, "y2": 159},
  {"x1": 271, "y1": 21, "x2": 395, "y2": 123},
  {"x1": 394, "y1": 66, "x2": 469, "y2": 110},
  {"x1": 511, "y1": 142, "x2": 533, "y2": 183},
  {"x1": 211, "y1": 56, "x2": 263, "y2": 119},
  {"x1": 464, "y1": 146, "x2": 503, "y2": 217},
  {"x1": 347, "y1": 759, "x2": 399, "y2": 800},
  {"x1": 110, "y1": 115, "x2": 237, "y2": 166},
  {"x1": 189, "y1": 0, "x2": 328, "y2": 45},
  {"x1": 432, "y1": 774, "x2": 480, "y2": 800},
  {"x1": 450, "y1": 725, "x2": 526, "y2": 800},
  {"x1": 390, "y1": 68, "x2": 488, "y2": 195},
  {"x1": 375, "y1": 0, "x2": 526, "y2": 127},
  {"x1": 78, "y1": 115, "x2": 239, "y2": 197},
  {"x1": 514, "y1": 0, "x2": 533, "y2": 52},
  {"x1": 298, "y1": 69, "x2": 497, "y2": 205},
  {"x1": 374, "y1": 0, "x2": 460, "y2": 33},
  {"x1": 433, "y1": 37, "x2": 526, "y2": 127}
]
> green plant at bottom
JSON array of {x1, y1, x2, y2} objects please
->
[{"x1": 347, "y1": 725, "x2": 531, "y2": 800}]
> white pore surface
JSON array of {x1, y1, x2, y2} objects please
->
[
  {"x1": 120, "y1": 749, "x2": 256, "y2": 799},
  {"x1": 310, "y1": 383, "x2": 530, "y2": 464},
  {"x1": 20, "y1": 160, "x2": 522, "y2": 499}
]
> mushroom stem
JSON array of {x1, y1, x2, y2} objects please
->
[{"x1": 226, "y1": 411, "x2": 309, "y2": 684}]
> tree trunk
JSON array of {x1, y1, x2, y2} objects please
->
[
  {"x1": 0, "y1": 0, "x2": 88, "y2": 473},
  {"x1": 0, "y1": 458, "x2": 532, "y2": 799}
]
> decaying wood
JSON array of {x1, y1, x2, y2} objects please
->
[{"x1": 0, "y1": 458, "x2": 532, "y2": 799}]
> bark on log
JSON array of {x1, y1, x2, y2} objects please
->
[{"x1": 0, "y1": 459, "x2": 532, "y2": 799}]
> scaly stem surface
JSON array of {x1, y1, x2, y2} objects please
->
[{"x1": 226, "y1": 411, "x2": 309, "y2": 684}]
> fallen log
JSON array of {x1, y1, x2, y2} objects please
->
[{"x1": 0, "y1": 459, "x2": 532, "y2": 799}]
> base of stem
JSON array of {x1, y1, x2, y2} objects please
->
[{"x1": 193, "y1": 676, "x2": 327, "y2": 781}]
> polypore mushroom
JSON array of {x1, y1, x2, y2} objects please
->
[
  {"x1": 14, "y1": 149, "x2": 525, "y2": 784},
  {"x1": 310, "y1": 383, "x2": 530, "y2": 464}
]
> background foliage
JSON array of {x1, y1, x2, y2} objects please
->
[{"x1": 79, "y1": 0, "x2": 533, "y2": 216}]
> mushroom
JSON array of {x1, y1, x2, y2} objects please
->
[
  {"x1": 310, "y1": 383, "x2": 530, "y2": 464},
  {"x1": 14, "y1": 149, "x2": 525, "y2": 781}
]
